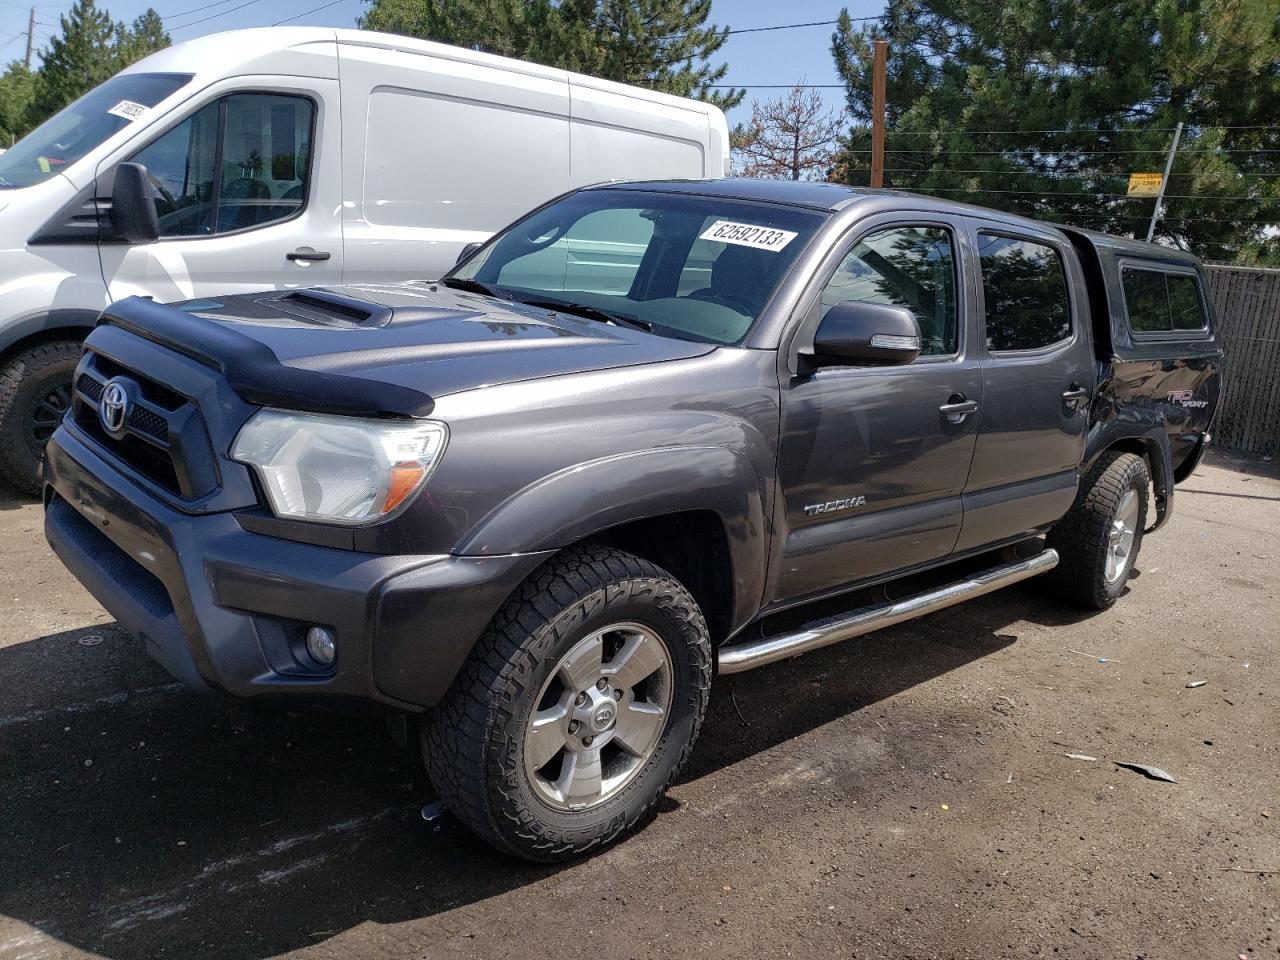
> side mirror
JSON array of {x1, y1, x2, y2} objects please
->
[
  {"x1": 456, "y1": 241, "x2": 483, "y2": 265},
  {"x1": 811, "y1": 300, "x2": 922, "y2": 365},
  {"x1": 108, "y1": 162, "x2": 160, "y2": 244}
]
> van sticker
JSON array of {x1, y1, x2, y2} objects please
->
[
  {"x1": 699, "y1": 220, "x2": 798, "y2": 252},
  {"x1": 107, "y1": 100, "x2": 149, "y2": 122}
]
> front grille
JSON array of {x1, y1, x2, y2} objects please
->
[{"x1": 71, "y1": 351, "x2": 214, "y2": 499}]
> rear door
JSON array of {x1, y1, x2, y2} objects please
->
[
  {"x1": 99, "y1": 78, "x2": 343, "y2": 301},
  {"x1": 770, "y1": 215, "x2": 982, "y2": 605},
  {"x1": 954, "y1": 223, "x2": 1095, "y2": 552}
]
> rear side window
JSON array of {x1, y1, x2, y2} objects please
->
[
  {"x1": 978, "y1": 234, "x2": 1071, "y2": 352},
  {"x1": 1123, "y1": 267, "x2": 1208, "y2": 333}
]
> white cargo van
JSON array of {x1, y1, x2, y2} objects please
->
[{"x1": 0, "y1": 27, "x2": 729, "y2": 492}]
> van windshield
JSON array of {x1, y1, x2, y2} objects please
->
[
  {"x1": 0, "y1": 72, "x2": 192, "y2": 189},
  {"x1": 449, "y1": 189, "x2": 826, "y2": 345}
]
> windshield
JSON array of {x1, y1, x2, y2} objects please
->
[
  {"x1": 0, "y1": 72, "x2": 192, "y2": 189},
  {"x1": 449, "y1": 189, "x2": 827, "y2": 345}
]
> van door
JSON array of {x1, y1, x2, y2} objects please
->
[
  {"x1": 771, "y1": 217, "x2": 981, "y2": 605},
  {"x1": 953, "y1": 225, "x2": 1095, "y2": 552},
  {"x1": 98, "y1": 78, "x2": 342, "y2": 303},
  {"x1": 337, "y1": 44, "x2": 571, "y2": 282}
]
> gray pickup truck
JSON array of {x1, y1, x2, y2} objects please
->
[{"x1": 43, "y1": 179, "x2": 1221, "y2": 861}]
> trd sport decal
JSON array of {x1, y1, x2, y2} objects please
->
[{"x1": 1167, "y1": 390, "x2": 1209, "y2": 408}]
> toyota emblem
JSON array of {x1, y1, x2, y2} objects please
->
[{"x1": 99, "y1": 379, "x2": 130, "y2": 435}]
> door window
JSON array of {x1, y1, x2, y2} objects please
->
[
  {"x1": 1122, "y1": 267, "x2": 1208, "y2": 333},
  {"x1": 978, "y1": 235, "x2": 1071, "y2": 351},
  {"x1": 128, "y1": 92, "x2": 314, "y2": 238},
  {"x1": 820, "y1": 226, "x2": 959, "y2": 356}
]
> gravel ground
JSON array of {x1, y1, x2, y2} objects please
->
[{"x1": 1, "y1": 452, "x2": 1276, "y2": 960}]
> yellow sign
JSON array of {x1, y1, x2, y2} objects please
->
[{"x1": 1127, "y1": 173, "x2": 1164, "y2": 197}]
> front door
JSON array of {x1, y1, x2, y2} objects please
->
[
  {"x1": 98, "y1": 78, "x2": 343, "y2": 304},
  {"x1": 954, "y1": 225, "x2": 1096, "y2": 552},
  {"x1": 771, "y1": 218, "x2": 982, "y2": 606}
]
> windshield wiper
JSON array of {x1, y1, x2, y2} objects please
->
[
  {"x1": 516, "y1": 297, "x2": 653, "y2": 333},
  {"x1": 439, "y1": 276, "x2": 506, "y2": 299}
]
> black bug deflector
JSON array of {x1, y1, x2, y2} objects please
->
[{"x1": 98, "y1": 296, "x2": 437, "y2": 419}]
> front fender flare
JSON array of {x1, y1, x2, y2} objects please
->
[{"x1": 456, "y1": 445, "x2": 769, "y2": 632}]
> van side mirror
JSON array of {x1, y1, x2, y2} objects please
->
[
  {"x1": 109, "y1": 162, "x2": 160, "y2": 244},
  {"x1": 456, "y1": 241, "x2": 483, "y2": 265},
  {"x1": 811, "y1": 300, "x2": 922, "y2": 365}
]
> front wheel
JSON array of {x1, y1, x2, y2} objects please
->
[
  {"x1": 423, "y1": 545, "x2": 711, "y2": 861},
  {"x1": 1046, "y1": 451, "x2": 1150, "y2": 610},
  {"x1": 0, "y1": 340, "x2": 82, "y2": 496}
]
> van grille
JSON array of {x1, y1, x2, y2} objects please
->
[{"x1": 71, "y1": 351, "x2": 215, "y2": 499}]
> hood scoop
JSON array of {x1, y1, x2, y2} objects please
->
[{"x1": 266, "y1": 289, "x2": 393, "y2": 328}]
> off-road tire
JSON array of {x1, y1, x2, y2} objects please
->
[
  {"x1": 423, "y1": 545, "x2": 712, "y2": 862},
  {"x1": 0, "y1": 340, "x2": 82, "y2": 497},
  {"x1": 1046, "y1": 451, "x2": 1150, "y2": 610}
]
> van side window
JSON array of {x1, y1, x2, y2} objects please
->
[
  {"x1": 820, "y1": 226, "x2": 959, "y2": 356},
  {"x1": 1123, "y1": 267, "x2": 1208, "y2": 333},
  {"x1": 979, "y1": 235, "x2": 1071, "y2": 352},
  {"x1": 129, "y1": 93, "x2": 314, "y2": 239}
]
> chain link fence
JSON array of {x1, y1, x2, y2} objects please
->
[{"x1": 1205, "y1": 265, "x2": 1280, "y2": 460}]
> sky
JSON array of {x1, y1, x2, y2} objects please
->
[{"x1": 0, "y1": 0, "x2": 886, "y2": 125}]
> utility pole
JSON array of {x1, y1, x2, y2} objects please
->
[
  {"x1": 1146, "y1": 121, "x2": 1184, "y2": 242},
  {"x1": 870, "y1": 39, "x2": 887, "y2": 189},
  {"x1": 24, "y1": 6, "x2": 34, "y2": 71}
]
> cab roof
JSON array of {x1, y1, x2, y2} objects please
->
[{"x1": 600, "y1": 178, "x2": 1202, "y2": 265}]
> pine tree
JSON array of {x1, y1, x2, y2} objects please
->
[
  {"x1": 359, "y1": 0, "x2": 742, "y2": 107},
  {"x1": 0, "y1": 63, "x2": 36, "y2": 145},
  {"x1": 828, "y1": 1, "x2": 1280, "y2": 265},
  {"x1": 119, "y1": 9, "x2": 170, "y2": 64},
  {"x1": 30, "y1": 0, "x2": 119, "y2": 122},
  {"x1": 731, "y1": 84, "x2": 844, "y2": 180}
]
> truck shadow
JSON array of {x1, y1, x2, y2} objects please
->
[{"x1": 0, "y1": 581, "x2": 1095, "y2": 960}]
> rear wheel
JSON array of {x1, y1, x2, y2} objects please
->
[
  {"x1": 0, "y1": 340, "x2": 82, "y2": 496},
  {"x1": 423, "y1": 545, "x2": 711, "y2": 862},
  {"x1": 1047, "y1": 451, "x2": 1150, "y2": 610}
]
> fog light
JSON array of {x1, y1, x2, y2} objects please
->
[{"x1": 305, "y1": 626, "x2": 336, "y2": 667}]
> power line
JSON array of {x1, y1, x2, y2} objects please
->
[
  {"x1": 272, "y1": 0, "x2": 344, "y2": 26},
  {"x1": 167, "y1": 0, "x2": 266, "y2": 30},
  {"x1": 878, "y1": 185, "x2": 1276, "y2": 201},
  {"x1": 161, "y1": 0, "x2": 247, "y2": 22},
  {"x1": 662, "y1": 16, "x2": 878, "y2": 42}
]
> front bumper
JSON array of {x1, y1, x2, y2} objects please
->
[{"x1": 43, "y1": 425, "x2": 551, "y2": 709}]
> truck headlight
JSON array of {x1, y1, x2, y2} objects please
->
[{"x1": 231, "y1": 410, "x2": 448, "y2": 525}]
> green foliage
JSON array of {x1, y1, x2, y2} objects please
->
[
  {"x1": 25, "y1": 0, "x2": 169, "y2": 136},
  {"x1": 829, "y1": 1, "x2": 1280, "y2": 265},
  {"x1": 0, "y1": 63, "x2": 36, "y2": 146},
  {"x1": 358, "y1": 0, "x2": 743, "y2": 107}
]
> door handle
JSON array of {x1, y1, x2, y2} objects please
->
[
  {"x1": 939, "y1": 398, "x2": 979, "y2": 424},
  {"x1": 1062, "y1": 384, "x2": 1090, "y2": 408},
  {"x1": 286, "y1": 249, "x2": 331, "y2": 262}
]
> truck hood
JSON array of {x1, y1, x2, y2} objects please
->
[{"x1": 101, "y1": 282, "x2": 716, "y2": 418}]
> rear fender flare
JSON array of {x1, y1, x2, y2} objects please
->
[
  {"x1": 1083, "y1": 422, "x2": 1174, "y2": 532},
  {"x1": 456, "y1": 445, "x2": 768, "y2": 632}
]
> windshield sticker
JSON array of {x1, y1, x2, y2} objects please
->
[
  {"x1": 107, "y1": 100, "x2": 149, "y2": 122},
  {"x1": 699, "y1": 220, "x2": 798, "y2": 252}
]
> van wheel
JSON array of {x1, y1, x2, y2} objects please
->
[
  {"x1": 423, "y1": 545, "x2": 711, "y2": 862},
  {"x1": 0, "y1": 340, "x2": 82, "y2": 497},
  {"x1": 1046, "y1": 451, "x2": 1149, "y2": 611}
]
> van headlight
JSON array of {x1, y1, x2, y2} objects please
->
[{"x1": 231, "y1": 410, "x2": 448, "y2": 525}]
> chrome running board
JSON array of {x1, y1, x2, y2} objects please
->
[{"x1": 717, "y1": 549, "x2": 1059, "y2": 675}]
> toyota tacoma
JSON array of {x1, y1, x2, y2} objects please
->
[{"x1": 44, "y1": 179, "x2": 1221, "y2": 860}]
